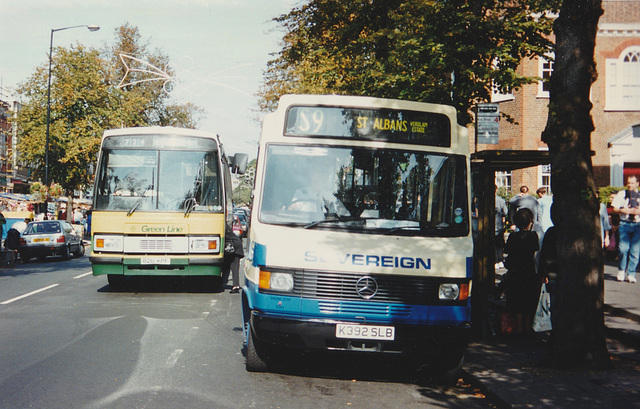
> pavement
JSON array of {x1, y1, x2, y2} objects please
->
[{"x1": 463, "y1": 261, "x2": 640, "y2": 408}]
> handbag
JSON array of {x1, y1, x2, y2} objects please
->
[{"x1": 532, "y1": 283, "x2": 552, "y2": 332}]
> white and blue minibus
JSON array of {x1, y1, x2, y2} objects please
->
[{"x1": 242, "y1": 95, "x2": 472, "y2": 377}]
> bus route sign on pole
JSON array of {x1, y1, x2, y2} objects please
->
[{"x1": 476, "y1": 103, "x2": 499, "y2": 146}]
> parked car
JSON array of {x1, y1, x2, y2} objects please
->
[
  {"x1": 19, "y1": 220, "x2": 85, "y2": 262},
  {"x1": 233, "y1": 211, "x2": 249, "y2": 237},
  {"x1": 232, "y1": 215, "x2": 243, "y2": 237}
]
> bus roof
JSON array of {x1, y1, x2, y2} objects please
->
[
  {"x1": 277, "y1": 94, "x2": 458, "y2": 118},
  {"x1": 102, "y1": 126, "x2": 216, "y2": 140}
]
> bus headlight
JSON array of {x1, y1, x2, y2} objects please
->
[
  {"x1": 439, "y1": 283, "x2": 470, "y2": 301},
  {"x1": 93, "y1": 235, "x2": 123, "y2": 252},
  {"x1": 259, "y1": 270, "x2": 294, "y2": 292},
  {"x1": 189, "y1": 236, "x2": 220, "y2": 254}
]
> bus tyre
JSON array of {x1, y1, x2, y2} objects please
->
[
  {"x1": 246, "y1": 328, "x2": 269, "y2": 372},
  {"x1": 107, "y1": 274, "x2": 126, "y2": 288},
  {"x1": 418, "y1": 351, "x2": 465, "y2": 386}
]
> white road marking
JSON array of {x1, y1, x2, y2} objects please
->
[
  {"x1": 1, "y1": 284, "x2": 60, "y2": 305},
  {"x1": 74, "y1": 271, "x2": 93, "y2": 279},
  {"x1": 166, "y1": 349, "x2": 184, "y2": 367}
]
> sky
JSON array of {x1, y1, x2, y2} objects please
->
[{"x1": 0, "y1": 0, "x2": 300, "y2": 158}]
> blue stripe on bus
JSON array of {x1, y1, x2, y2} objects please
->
[
  {"x1": 467, "y1": 256, "x2": 473, "y2": 278},
  {"x1": 246, "y1": 281, "x2": 470, "y2": 325},
  {"x1": 253, "y1": 242, "x2": 267, "y2": 267}
]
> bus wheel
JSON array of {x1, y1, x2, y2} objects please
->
[
  {"x1": 246, "y1": 325, "x2": 269, "y2": 372},
  {"x1": 107, "y1": 274, "x2": 126, "y2": 288},
  {"x1": 418, "y1": 351, "x2": 464, "y2": 386},
  {"x1": 209, "y1": 276, "x2": 223, "y2": 292}
]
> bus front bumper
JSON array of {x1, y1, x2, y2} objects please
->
[
  {"x1": 90, "y1": 255, "x2": 224, "y2": 276},
  {"x1": 249, "y1": 311, "x2": 470, "y2": 358}
]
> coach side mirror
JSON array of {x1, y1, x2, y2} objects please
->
[{"x1": 230, "y1": 153, "x2": 248, "y2": 174}]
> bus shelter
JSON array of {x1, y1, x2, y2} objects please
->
[{"x1": 470, "y1": 149, "x2": 550, "y2": 337}]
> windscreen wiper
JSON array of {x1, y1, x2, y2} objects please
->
[
  {"x1": 304, "y1": 215, "x2": 371, "y2": 229},
  {"x1": 184, "y1": 161, "x2": 203, "y2": 217},
  {"x1": 382, "y1": 222, "x2": 446, "y2": 235},
  {"x1": 127, "y1": 184, "x2": 153, "y2": 216}
]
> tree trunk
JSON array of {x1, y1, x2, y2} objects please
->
[
  {"x1": 541, "y1": 0, "x2": 610, "y2": 369},
  {"x1": 66, "y1": 196, "x2": 74, "y2": 224}
]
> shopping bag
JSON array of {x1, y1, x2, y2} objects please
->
[
  {"x1": 532, "y1": 283, "x2": 552, "y2": 332},
  {"x1": 501, "y1": 312, "x2": 515, "y2": 335}
]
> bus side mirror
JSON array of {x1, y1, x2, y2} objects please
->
[{"x1": 230, "y1": 153, "x2": 248, "y2": 174}]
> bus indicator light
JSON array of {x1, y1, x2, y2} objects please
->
[{"x1": 259, "y1": 270, "x2": 271, "y2": 289}]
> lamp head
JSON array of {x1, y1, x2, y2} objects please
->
[{"x1": 87, "y1": 25, "x2": 100, "y2": 32}]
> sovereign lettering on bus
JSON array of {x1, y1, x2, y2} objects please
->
[{"x1": 304, "y1": 251, "x2": 431, "y2": 270}]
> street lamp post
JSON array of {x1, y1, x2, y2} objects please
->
[{"x1": 45, "y1": 24, "x2": 100, "y2": 186}]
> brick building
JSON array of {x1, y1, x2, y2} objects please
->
[{"x1": 479, "y1": 0, "x2": 640, "y2": 193}]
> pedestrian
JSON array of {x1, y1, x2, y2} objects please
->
[
  {"x1": 605, "y1": 190, "x2": 620, "y2": 260},
  {"x1": 508, "y1": 186, "x2": 541, "y2": 228},
  {"x1": 0, "y1": 210, "x2": 5, "y2": 250},
  {"x1": 503, "y1": 207, "x2": 540, "y2": 334},
  {"x1": 509, "y1": 185, "x2": 544, "y2": 268},
  {"x1": 536, "y1": 187, "x2": 553, "y2": 233},
  {"x1": 86, "y1": 210, "x2": 92, "y2": 238},
  {"x1": 538, "y1": 223, "x2": 559, "y2": 334},
  {"x1": 5, "y1": 226, "x2": 20, "y2": 252},
  {"x1": 495, "y1": 185, "x2": 508, "y2": 270},
  {"x1": 222, "y1": 226, "x2": 245, "y2": 293},
  {"x1": 611, "y1": 175, "x2": 640, "y2": 283},
  {"x1": 596, "y1": 191, "x2": 612, "y2": 251}
]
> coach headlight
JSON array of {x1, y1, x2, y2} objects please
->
[
  {"x1": 439, "y1": 283, "x2": 470, "y2": 301},
  {"x1": 189, "y1": 236, "x2": 220, "y2": 254},
  {"x1": 259, "y1": 269, "x2": 294, "y2": 292},
  {"x1": 93, "y1": 235, "x2": 123, "y2": 252}
]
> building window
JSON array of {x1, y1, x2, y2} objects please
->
[
  {"x1": 606, "y1": 46, "x2": 640, "y2": 111},
  {"x1": 538, "y1": 55, "x2": 554, "y2": 98},
  {"x1": 495, "y1": 171, "x2": 512, "y2": 192},
  {"x1": 539, "y1": 164, "x2": 551, "y2": 193}
]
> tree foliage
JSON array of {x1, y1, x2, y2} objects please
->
[
  {"x1": 233, "y1": 159, "x2": 256, "y2": 206},
  {"x1": 259, "y1": 0, "x2": 560, "y2": 125},
  {"x1": 15, "y1": 24, "x2": 202, "y2": 199}
]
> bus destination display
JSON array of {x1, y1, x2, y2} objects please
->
[{"x1": 285, "y1": 105, "x2": 451, "y2": 147}]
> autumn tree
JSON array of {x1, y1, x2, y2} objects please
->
[
  {"x1": 16, "y1": 45, "x2": 112, "y2": 203},
  {"x1": 541, "y1": 0, "x2": 610, "y2": 369},
  {"x1": 106, "y1": 23, "x2": 203, "y2": 128},
  {"x1": 15, "y1": 24, "x2": 201, "y2": 219},
  {"x1": 233, "y1": 159, "x2": 256, "y2": 205},
  {"x1": 259, "y1": 0, "x2": 559, "y2": 125}
]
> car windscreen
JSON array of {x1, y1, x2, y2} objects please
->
[{"x1": 24, "y1": 222, "x2": 61, "y2": 235}]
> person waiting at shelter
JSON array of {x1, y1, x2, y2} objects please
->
[
  {"x1": 502, "y1": 207, "x2": 540, "y2": 334},
  {"x1": 536, "y1": 187, "x2": 553, "y2": 233},
  {"x1": 611, "y1": 175, "x2": 640, "y2": 283},
  {"x1": 495, "y1": 185, "x2": 508, "y2": 270}
]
